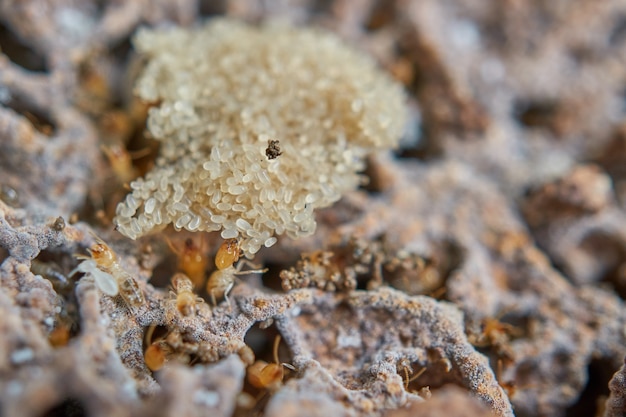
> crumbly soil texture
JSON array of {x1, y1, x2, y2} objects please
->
[{"x1": 1, "y1": 1, "x2": 626, "y2": 417}]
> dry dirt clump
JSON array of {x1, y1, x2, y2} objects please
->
[{"x1": 113, "y1": 19, "x2": 406, "y2": 257}]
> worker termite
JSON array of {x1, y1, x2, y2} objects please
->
[
  {"x1": 143, "y1": 326, "x2": 201, "y2": 371},
  {"x1": 169, "y1": 273, "x2": 203, "y2": 316},
  {"x1": 101, "y1": 142, "x2": 137, "y2": 185},
  {"x1": 98, "y1": 142, "x2": 153, "y2": 221},
  {"x1": 48, "y1": 324, "x2": 71, "y2": 348},
  {"x1": 247, "y1": 335, "x2": 295, "y2": 391},
  {"x1": 166, "y1": 236, "x2": 208, "y2": 288},
  {"x1": 143, "y1": 325, "x2": 175, "y2": 371},
  {"x1": 70, "y1": 236, "x2": 144, "y2": 308},
  {"x1": 163, "y1": 331, "x2": 219, "y2": 365},
  {"x1": 144, "y1": 340, "x2": 169, "y2": 371},
  {"x1": 397, "y1": 358, "x2": 427, "y2": 392},
  {"x1": 99, "y1": 111, "x2": 134, "y2": 145},
  {"x1": 236, "y1": 343, "x2": 294, "y2": 417},
  {"x1": 47, "y1": 302, "x2": 80, "y2": 348},
  {"x1": 206, "y1": 239, "x2": 267, "y2": 307}
]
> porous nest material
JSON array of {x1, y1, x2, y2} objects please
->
[
  {"x1": 0, "y1": 199, "x2": 512, "y2": 416},
  {"x1": 522, "y1": 164, "x2": 626, "y2": 286},
  {"x1": 113, "y1": 19, "x2": 407, "y2": 257},
  {"x1": 382, "y1": 386, "x2": 492, "y2": 417},
  {"x1": 279, "y1": 236, "x2": 439, "y2": 293},
  {"x1": 272, "y1": 288, "x2": 513, "y2": 417},
  {"x1": 0, "y1": 56, "x2": 99, "y2": 218},
  {"x1": 287, "y1": 155, "x2": 626, "y2": 416},
  {"x1": 605, "y1": 358, "x2": 626, "y2": 417},
  {"x1": 2, "y1": 0, "x2": 626, "y2": 416}
]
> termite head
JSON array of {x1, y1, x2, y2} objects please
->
[
  {"x1": 48, "y1": 325, "x2": 71, "y2": 348},
  {"x1": 144, "y1": 342, "x2": 167, "y2": 371},
  {"x1": 247, "y1": 361, "x2": 284, "y2": 391},
  {"x1": 88, "y1": 242, "x2": 116, "y2": 267},
  {"x1": 246, "y1": 335, "x2": 293, "y2": 391},
  {"x1": 215, "y1": 238, "x2": 240, "y2": 270}
]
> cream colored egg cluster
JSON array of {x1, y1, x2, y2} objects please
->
[{"x1": 114, "y1": 19, "x2": 406, "y2": 257}]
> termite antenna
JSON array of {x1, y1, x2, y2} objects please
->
[
  {"x1": 409, "y1": 367, "x2": 426, "y2": 383},
  {"x1": 273, "y1": 335, "x2": 281, "y2": 366},
  {"x1": 403, "y1": 366, "x2": 410, "y2": 390}
]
